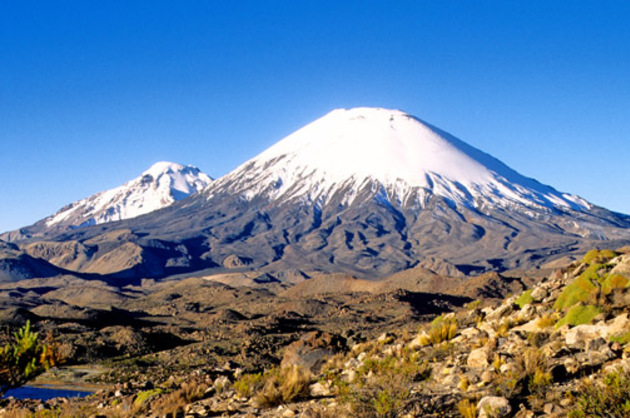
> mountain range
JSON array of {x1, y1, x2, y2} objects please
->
[{"x1": 2, "y1": 107, "x2": 630, "y2": 283}]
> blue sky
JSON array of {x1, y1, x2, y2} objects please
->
[{"x1": 1, "y1": 1, "x2": 629, "y2": 233}]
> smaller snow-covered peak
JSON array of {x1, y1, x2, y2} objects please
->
[
  {"x1": 140, "y1": 161, "x2": 212, "y2": 197},
  {"x1": 46, "y1": 161, "x2": 213, "y2": 228}
]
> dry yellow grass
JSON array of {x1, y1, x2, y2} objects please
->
[{"x1": 254, "y1": 365, "x2": 313, "y2": 407}]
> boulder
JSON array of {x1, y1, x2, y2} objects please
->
[
  {"x1": 574, "y1": 351, "x2": 610, "y2": 370},
  {"x1": 610, "y1": 255, "x2": 630, "y2": 276},
  {"x1": 309, "y1": 381, "x2": 332, "y2": 397},
  {"x1": 564, "y1": 358, "x2": 580, "y2": 374},
  {"x1": 511, "y1": 319, "x2": 542, "y2": 334},
  {"x1": 487, "y1": 304, "x2": 513, "y2": 321},
  {"x1": 530, "y1": 286, "x2": 548, "y2": 302},
  {"x1": 607, "y1": 313, "x2": 630, "y2": 337},
  {"x1": 603, "y1": 358, "x2": 630, "y2": 374},
  {"x1": 477, "y1": 396, "x2": 511, "y2": 418},
  {"x1": 377, "y1": 332, "x2": 395, "y2": 344},
  {"x1": 460, "y1": 327, "x2": 481, "y2": 340},
  {"x1": 467, "y1": 347, "x2": 490, "y2": 370},
  {"x1": 584, "y1": 337, "x2": 607, "y2": 352},
  {"x1": 480, "y1": 370, "x2": 494, "y2": 384},
  {"x1": 516, "y1": 304, "x2": 536, "y2": 322},
  {"x1": 564, "y1": 324, "x2": 608, "y2": 348}
]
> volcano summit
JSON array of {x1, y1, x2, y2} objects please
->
[{"x1": 211, "y1": 107, "x2": 590, "y2": 212}]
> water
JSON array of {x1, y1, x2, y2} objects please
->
[{"x1": 2, "y1": 386, "x2": 92, "y2": 401}]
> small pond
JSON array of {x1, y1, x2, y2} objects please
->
[{"x1": 3, "y1": 385, "x2": 93, "y2": 401}]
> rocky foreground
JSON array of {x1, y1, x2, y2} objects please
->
[{"x1": 2, "y1": 249, "x2": 630, "y2": 417}]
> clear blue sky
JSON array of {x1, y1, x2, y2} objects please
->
[{"x1": 2, "y1": 1, "x2": 629, "y2": 233}]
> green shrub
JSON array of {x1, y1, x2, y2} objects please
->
[
  {"x1": 536, "y1": 312, "x2": 558, "y2": 329},
  {"x1": 357, "y1": 353, "x2": 430, "y2": 382},
  {"x1": 568, "y1": 368, "x2": 630, "y2": 417},
  {"x1": 415, "y1": 315, "x2": 458, "y2": 347},
  {"x1": 610, "y1": 331, "x2": 630, "y2": 345},
  {"x1": 555, "y1": 305, "x2": 602, "y2": 328},
  {"x1": 0, "y1": 321, "x2": 62, "y2": 392},
  {"x1": 554, "y1": 264, "x2": 602, "y2": 310},
  {"x1": 600, "y1": 274, "x2": 628, "y2": 295},
  {"x1": 466, "y1": 300, "x2": 481, "y2": 310},
  {"x1": 515, "y1": 289, "x2": 534, "y2": 308},
  {"x1": 583, "y1": 249, "x2": 618, "y2": 265},
  {"x1": 372, "y1": 388, "x2": 405, "y2": 416},
  {"x1": 134, "y1": 388, "x2": 164, "y2": 406},
  {"x1": 496, "y1": 318, "x2": 516, "y2": 338},
  {"x1": 516, "y1": 347, "x2": 547, "y2": 379},
  {"x1": 529, "y1": 368, "x2": 553, "y2": 395}
]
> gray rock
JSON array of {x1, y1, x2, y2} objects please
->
[
  {"x1": 575, "y1": 351, "x2": 609, "y2": 369},
  {"x1": 467, "y1": 347, "x2": 490, "y2": 369},
  {"x1": 565, "y1": 324, "x2": 607, "y2": 348},
  {"x1": 585, "y1": 337, "x2": 607, "y2": 352},
  {"x1": 477, "y1": 396, "x2": 512, "y2": 418},
  {"x1": 530, "y1": 286, "x2": 548, "y2": 302},
  {"x1": 487, "y1": 304, "x2": 513, "y2": 321},
  {"x1": 309, "y1": 381, "x2": 332, "y2": 397}
]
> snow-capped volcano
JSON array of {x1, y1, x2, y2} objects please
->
[
  {"x1": 45, "y1": 161, "x2": 212, "y2": 228},
  {"x1": 214, "y1": 107, "x2": 589, "y2": 213},
  {"x1": 5, "y1": 108, "x2": 630, "y2": 282}
]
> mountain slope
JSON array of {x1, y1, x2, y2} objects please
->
[{"x1": 42, "y1": 162, "x2": 212, "y2": 231}]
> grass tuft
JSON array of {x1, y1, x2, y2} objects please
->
[
  {"x1": 457, "y1": 398, "x2": 478, "y2": 418},
  {"x1": 253, "y1": 365, "x2": 313, "y2": 408},
  {"x1": 426, "y1": 315, "x2": 457, "y2": 345},
  {"x1": 234, "y1": 372, "x2": 264, "y2": 398}
]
